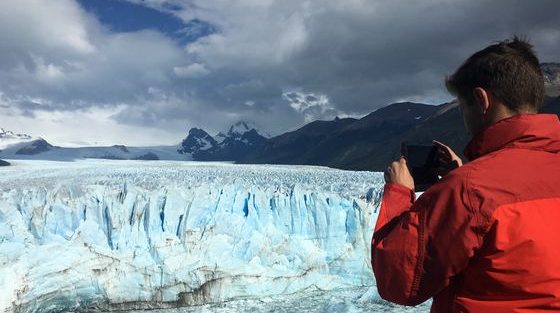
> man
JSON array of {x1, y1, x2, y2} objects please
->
[{"x1": 371, "y1": 37, "x2": 560, "y2": 312}]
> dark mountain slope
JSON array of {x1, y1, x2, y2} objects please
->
[{"x1": 242, "y1": 97, "x2": 560, "y2": 171}]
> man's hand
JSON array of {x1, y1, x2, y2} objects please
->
[
  {"x1": 384, "y1": 156, "x2": 415, "y2": 190},
  {"x1": 433, "y1": 140, "x2": 463, "y2": 177}
]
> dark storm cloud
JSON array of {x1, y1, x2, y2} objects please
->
[
  {"x1": 150, "y1": 0, "x2": 560, "y2": 133},
  {"x1": 284, "y1": 0, "x2": 560, "y2": 113},
  {"x1": 1, "y1": 0, "x2": 560, "y2": 144}
]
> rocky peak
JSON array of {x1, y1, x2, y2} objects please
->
[
  {"x1": 177, "y1": 128, "x2": 218, "y2": 154},
  {"x1": 226, "y1": 121, "x2": 270, "y2": 139},
  {"x1": 15, "y1": 138, "x2": 53, "y2": 155},
  {"x1": 0, "y1": 128, "x2": 36, "y2": 150},
  {"x1": 542, "y1": 63, "x2": 560, "y2": 97},
  {"x1": 0, "y1": 128, "x2": 32, "y2": 140},
  {"x1": 227, "y1": 121, "x2": 252, "y2": 137}
]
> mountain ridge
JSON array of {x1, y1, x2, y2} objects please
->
[
  {"x1": 2, "y1": 63, "x2": 558, "y2": 170},
  {"x1": 2, "y1": 97, "x2": 559, "y2": 170},
  {"x1": 240, "y1": 96, "x2": 560, "y2": 171},
  {"x1": 177, "y1": 121, "x2": 268, "y2": 161}
]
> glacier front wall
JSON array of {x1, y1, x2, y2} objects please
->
[{"x1": 0, "y1": 160, "x2": 384, "y2": 312}]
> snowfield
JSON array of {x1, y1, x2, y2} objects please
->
[{"x1": 0, "y1": 160, "x2": 429, "y2": 312}]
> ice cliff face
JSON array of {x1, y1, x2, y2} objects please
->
[{"x1": 0, "y1": 160, "x2": 384, "y2": 313}]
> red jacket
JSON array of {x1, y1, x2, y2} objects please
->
[{"x1": 371, "y1": 114, "x2": 560, "y2": 312}]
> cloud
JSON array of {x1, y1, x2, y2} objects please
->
[
  {"x1": 1, "y1": 0, "x2": 560, "y2": 145},
  {"x1": 174, "y1": 63, "x2": 210, "y2": 78},
  {"x1": 0, "y1": 1, "x2": 188, "y2": 104},
  {"x1": 0, "y1": 101, "x2": 179, "y2": 146},
  {"x1": 136, "y1": 0, "x2": 560, "y2": 124},
  {"x1": 283, "y1": 91, "x2": 342, "y2": 123}
]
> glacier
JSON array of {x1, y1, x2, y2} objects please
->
[{"x1": 0, "y1": 159, "x2": 421, "y2": 312}]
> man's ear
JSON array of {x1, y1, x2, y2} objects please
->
[{"x1": 473, "y1": 87, "x2": 490, "y2": 114}]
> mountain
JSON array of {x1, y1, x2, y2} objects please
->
[
  {"x1": 0, "y1": 128, "x2": 32, "y2": 140},
  {"x1": 0, "y1": 128, "x2": 58, "y2": 156},
  {"x1": 539, "y1": 94, "x2": 560, "y2": 114},
  {"x1": 239, "y1": 117, "x2": 358, "y2": 165},
  {"x1": 0, "y1": 128, "x2": 34, "y2": 150},
  {"x1": 177, "y1": 128, "x2": 217, "y2": 155},
  {"x1": 241, "y1": 63, "x2": 560, "y2": 171},
  {"x1": 0, "y1": 130, "x2": 187, "y2": 161},
  {"x1": 226, "y1": 121, "x2": 270, "y2": 138},
  {"x1": 241, "y1": 102, "x2": 441, "y2": 170},
  {"x1": 0, "y1": 159, "x2": 9, "y2": 166},
  {"x1": 543, "y1": 62, "x2": 560, "y2": 97},
  {"x1": 177, "y1": 121, "x2": 269, "y2": 161},
  {"x1": 242, "y1": 96, "x2": 560, "y2": 171},
  {"x1": 1, "y1": 120, "x2": 268, "y2": 162},
  {"x1": 14, "y1": 138, "x2": 55, "y2": 155}
]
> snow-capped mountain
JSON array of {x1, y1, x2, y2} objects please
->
[
  {"x1": 543, "y1": 62, "x2": 560, "y2": 96},
  {"x1": 0, "y1": 143, "x2": 187, "y2": 161},
  {"x1": 178, "y1": 121, "x2": 269, "y2": 161},
  {"x1": 13, "y1": 138, "x2": 54, "y2": 155},
  {"x1": 177, "y1": 128, "x2": 218, "y2": 154},
  {"x1": 0, "y1": 132, "x2": 187, "y2": 162},
  {"x1": 0, "y1": 128, "x2": 34, "y2": 150},
  {"x1": 227, "y1": 121, "x2": 270, "y2": 138},
  {"x1": 0, "y1": 128, "x2": 57, "y2": 157},
  {"x1": 214, "y1": 131, "x2": 228, "y2": 144},
  {"x1": 228, "y1": 120, "x2": 253, "y2": 137},
  {"x1": 0, "y1": 127, "x2": 190, "y2": 161}
]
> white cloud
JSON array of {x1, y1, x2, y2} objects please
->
[
  {"x1": 0, "y1": 0, "x2": 188, "y2": 104},
  {"x1": 178, "y1": 0, "x2": 309, "y2": 69},
  {"x1": 174, "y1": 63, "x2": 210, "y2": 78},
  {"x1": 31, "y1": 55, "x2": 65, "y2": 82},
  {"x1": 283, "y1": 91, "x2": 342, "y2": 123},
  {"x1": 0, "y1": 0, "x2": 95, "y2": 63},
  {"x1": 0, "y1": 0, "x2": 198, "y2": 145},
  {"x1": 0, "y1": 103, "x2": 182, "y2": 147}
]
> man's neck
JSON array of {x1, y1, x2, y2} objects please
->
[{"x1": 485, "y1": 103, "x2": 535, "y2": 128}]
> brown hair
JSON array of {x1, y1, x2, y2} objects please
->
[{"x1": 446, "y1": 36, "x2": 545, "y2": 112}]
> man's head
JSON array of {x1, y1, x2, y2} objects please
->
[{"x1": 446, "y1": 36, "x2": 545, "y2": 137}]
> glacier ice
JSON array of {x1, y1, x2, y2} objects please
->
[
  {"x1": 124, "y1": 287, "x2": 431, "y2": 313},
  {"x1": 0, "y1": 160, "x2": 386, "y2": 312}
]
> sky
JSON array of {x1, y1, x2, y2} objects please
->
[{"x1": 0, "y1": 0, "x2": 559, "y2": 147}]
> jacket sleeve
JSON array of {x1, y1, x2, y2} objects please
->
[{"x1": 371, "y1": 171, "x2": 482, "y2": 306}]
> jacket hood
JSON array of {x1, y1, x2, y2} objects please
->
[{"x1": 464, "y1": 114, "x2": 560, "y2": 161}]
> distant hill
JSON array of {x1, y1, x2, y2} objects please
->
[
  {"x1": 240, "y1": 102, "x2": 434, "y2": 169},
  {"x1": 0, "y1": 138, "x2": 185, "y2": 162},
  {"x1": 241, "y1": 96, "x2": 560, "y2": 171},
  {"x1": 14, "y1": 138, "x2": 54, "y2": 155},
  {"x1": 241, "y1": 102, "x2": 443, "y2": 171}
]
